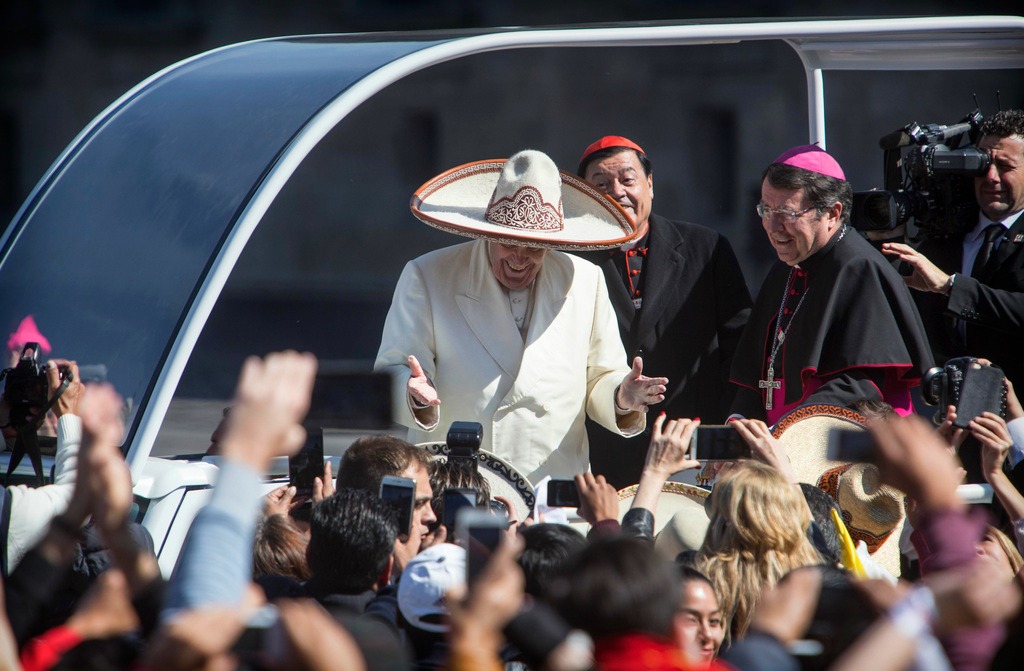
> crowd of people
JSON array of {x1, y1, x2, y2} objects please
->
[
  {"x1": 2, "y1": 109, "x2": 1024, "y2": 670},
  {"x1": 2, "y1": 351, "x2": 1024, "y2": 670}
]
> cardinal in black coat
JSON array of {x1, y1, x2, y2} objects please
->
[{"x1": 575, "y1": 136, "x2": 752, "y2": 487}]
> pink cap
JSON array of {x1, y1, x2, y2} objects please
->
[
  {"x1": 7, "y1": 315, "x2": 51, "y2": 354},
  {"x1": 773, "y1": 145, "x2": 846, "y2": 180}
]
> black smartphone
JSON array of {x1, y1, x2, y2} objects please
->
[
  {"x1": 379, "y1": 474, "x2": 416, "y2": 539},
  {"x1": 443, "y1": 487, "x2": 479, "y2": 533},
  {"x1": 305, "y1": 371, "x2": 393, "y2": 430},
  {"x1": 288, "y1": 428, "x2": 323, "y2": 499},
  {"x1": 954, "y1": 362, "x2": 1005, "y2": 428},
  {"x1": 457, "y1": 508, "x2": 505, "y2": 584},
  {"x1": 826, "y1": 428, "x2": 877, "y2": 463},
  {"x1": 546, "y1": 479, "x2": 581, "y2": 507},
  {"x1": 692, "y1": 425, "x2": 751, "y2": 460}
]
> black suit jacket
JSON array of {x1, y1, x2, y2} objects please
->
[
  {"x1": 575, "y1": 214, "x2": 752, "y2": 487},
  {"x1": 914, "y1": 216, "x2": 1024, "y2": 497},
  {"x1": 913, "y1": 214, "x2": 1024, "y2": 388}
]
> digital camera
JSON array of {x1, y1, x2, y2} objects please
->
[
  {"x1": 921, "y1": 356, "x2": 1007, "y2": 426},
  {"x1": 1, "y1": 343, "x2": 51, "y2": 427}
]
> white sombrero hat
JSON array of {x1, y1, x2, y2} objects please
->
[
  {"x1": 616, "y1": 482, "x2": 711, "y2": 561},
  {"x1": 773, "y1": 404, "x2": 905, "y2": 578},
  {"x1": 417, "y1": 442, "x2": 535, "y2": 522},
  {"x1": 410, "y1": 149, "x2": 640, "y2": 250}
]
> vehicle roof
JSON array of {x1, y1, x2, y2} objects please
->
[{"x1": 2, "y1": 16, "x2": 1023, "y2": 478}]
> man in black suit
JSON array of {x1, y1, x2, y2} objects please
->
[
  {"x1": 883, "y1": 110, "x2": 1024, "y2": 493},
  {"x1": 575, "y1": 136, "x2": 752, "y2": 487},
  {"x1": 883, "y1": 110, "x2": 1024, "y2": 391}
]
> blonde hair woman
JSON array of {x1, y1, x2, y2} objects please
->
[
  {"x1": 697, "y1": 461, "x2": 822, "y2": 638},
  {"x1": 980, "y1": 525, "x2": 1024, "y2": 577}
]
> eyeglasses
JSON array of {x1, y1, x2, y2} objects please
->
[{"x1": 755, "y1": 203, "x2": 817, "y2": 224}]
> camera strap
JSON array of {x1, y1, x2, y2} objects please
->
[
  {"x1": 0, "y1": 487, "x2": 10, "y2": 578},
  {"x1": 4, "y1": 375, "x2": 71, "y2": 486}
]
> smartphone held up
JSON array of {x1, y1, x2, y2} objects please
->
[
  {"x1": 380, "y1": 474, "x2": 416, "y2": 539},
  {"x1": 455, "y1": 507, "x2": 505, "y2": 584},
  {"x1": 691, "y1": 425, "x2": 752, "y2": 461}
]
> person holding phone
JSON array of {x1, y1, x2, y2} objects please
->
[
  {"x1": 883, "y1": 110, "x2": 1024, "y2": 391},
  {"x1": 336, "y1": 435, "x2": 438, "y2": 574}
]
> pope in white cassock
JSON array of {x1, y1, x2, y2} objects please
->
[{"x1": 375, "y1": 149, "x2": 668, "y2": 484}]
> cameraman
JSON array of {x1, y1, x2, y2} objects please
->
[
  {"x1": 883, "y1": 109, "x2": 1024, "y2": 388},
  {"x1": 1, "y1": 360, "x2": 83, "y2": 572}
]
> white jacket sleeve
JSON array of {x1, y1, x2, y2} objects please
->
[{"x1": 5, "y1": 414, "x2": 81, "y2": 570}]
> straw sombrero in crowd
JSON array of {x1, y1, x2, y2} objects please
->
[
  {"x1": 616, "y1": 482, "x2": 711, "y2": 561},
  {"x1": 773, "y1": 404, "x2": 906, "y2": 577},
  {"x1": 417, "y1": 441, "x2": 535, "y2": 522},
  {"x1": 410, "y1": 149, "x2": 640, "y2": 250}
]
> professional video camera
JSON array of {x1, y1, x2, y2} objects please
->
[{"x1": 851, "y1": 110, "x2": 990, "y2": 238}]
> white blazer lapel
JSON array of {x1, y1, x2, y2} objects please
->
[{"x1": 455, "y1": 241, "x2": 524, "y2": 379}]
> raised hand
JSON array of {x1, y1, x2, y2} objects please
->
[
  {"x1": 407, "y1": 354, "x2": 441, "y2": 407},
  {"x1": 937, "y1": 405, "x2": 968, "y2": 454},
  {"x1": 575, "y1": 472, "x2": 619, "y2": 525},
  {"x1": 616, "y1": 357, "x2": 668, "y2": 413},
  {"x1": 264, "y1": 484, "x2": 301, "y2": 517},
  {"x1": 276, "y1": 599, "x2": 368, "y2": 671},
  {"x1": 973, "y1": 412, "x2": 1013, "y2": 482},
  {"x1": 642, "y1": 413, "x2": 700, "y2": 479},
  {"x1": 220, "y1": 351, "x2": 317, "y2": 471},
  {"x1": 870, "y1": 415, "x2": 963, "y2": 511},
  {"x1": 64, "y1": 383, "x2": 130, "y2": 529},
  {"x1": 881, "y1": 242, "x2": 951, "y2": 293},
  {"x1": 631, "y1": 414, "x2": 700, "y2": 516},
  {"x1": 313, "y1": 459, "x2": 335, "y2": 503},
  {"x1": 47, "y1": 359, "x2": 83, "y2": 418},
  {"x1": 732, "y1": 418, "x2": 797, "y2": 483}
]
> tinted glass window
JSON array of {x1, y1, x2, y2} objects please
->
[{"x1": 0, "y1": 37, "x2": 441, "y2": 443}]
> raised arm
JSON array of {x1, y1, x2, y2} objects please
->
[{"x1": 162, "y1": 351, "x2": 316, "y2": 617}]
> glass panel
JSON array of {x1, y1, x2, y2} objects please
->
[{"x1": 0, "y1": 37, "x2": 443, "y2": 444}]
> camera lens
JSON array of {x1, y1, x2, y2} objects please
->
[{"x1": 921, "y1": 366, "x2": 944, "y2": 406}]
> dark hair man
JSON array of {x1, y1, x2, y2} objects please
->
[
  {"x1": 337, "y1": 435, "x2": 437, "y2": 546},
  {"x1": 517, "y1": 523, "x2": 586, "y2": 597},
  {"x1": 575, "y1": 136, "x2": 753, "y2": 487},
  {"x1": 306, "y1": 488, "x2": 399, "y2": 601},
  {"x1": 548, "y1": 536, "x2": 697, "y2": 669},
  {"x1": 730, "y1": 145, "x2": 932, "y2": 423},
  {"x1": 882, "y1": 109, "x2": 1024, "y2": 390}
]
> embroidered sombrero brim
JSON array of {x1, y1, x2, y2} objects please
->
[
  {"x1": 410, "y1": 159, "x2": 639, "y2": 250},
  {"x1": 773, "y1": 404, "x2": 905, "y2": 578},
  {"x1": 417, "y1": 441, "x2": 535, "y2": 522},
  {"x1": 617, "y1": 482, "x2": 711, "y2": 560}
]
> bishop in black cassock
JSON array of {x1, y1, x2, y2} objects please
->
[{"x1": 730, "y1": 145, "x2": 933, "y2": 425}]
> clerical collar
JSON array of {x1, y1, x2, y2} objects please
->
[{"x1": 796, "y1": 223, "x2": 848, "y2": 275}]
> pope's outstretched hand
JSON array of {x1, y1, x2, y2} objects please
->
[{"x1": 616, "y1": 357, "x2": 668, "y2": 413}]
